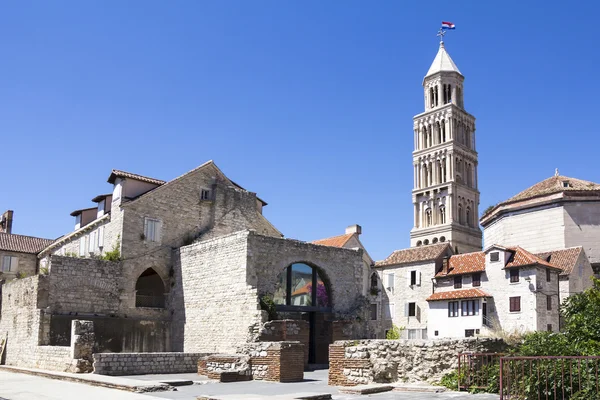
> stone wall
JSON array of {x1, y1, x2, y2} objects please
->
[
  {"x1": 0, "y1": 250, "x2": 37, "y2": 280},
  {"x1": 258, "y1": 320, "x2": 309, "y2": 366},
  {"x1": 93, "y1": 352, "x2": 206, "y2": 376},
  {"x1": 328, "y1": 338, "x2": 507, "y2": 386}
]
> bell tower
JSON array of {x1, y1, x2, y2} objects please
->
[{"x1": 410, "y1": 38, "x2": 482, "y2": 254}]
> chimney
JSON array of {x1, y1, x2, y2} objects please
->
[
  {"x1": 442, "y1": 256, "x2": 450, "y2": 274},
  {"x1": 0, "y1": 210, "x2": 14, "y2": 234},
  {"x1": 345, "y1": 224, "x2": 362, "y2": 235}
]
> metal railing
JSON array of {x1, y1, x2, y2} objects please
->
[
  {"x1": 135, "y1": 294, "x2": 165, "y2": 308},
  {"x1": 499, "y1": 356, "x2": 600, "y2": 399},
  {"x1": 458, "y1": 352, "x2": 504, "y2": 391}
]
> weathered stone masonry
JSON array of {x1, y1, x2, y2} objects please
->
[{"x1": 93, "y1": 352, "x2": 206, "y2": 376}]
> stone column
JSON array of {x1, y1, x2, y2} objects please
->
[
  {"x1": 447, "y1": 194, "x2": 453, "y2": 223},
  {"x1": 70, "y1": 320, "x2": 95, "y2": 373},
  {"x1": 414, "y1": 203, "x2": 419, "y2": 228}
]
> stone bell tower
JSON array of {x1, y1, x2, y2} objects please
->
[{"x1": 409, "y1": 39, "x2": 482, "y2": 254}]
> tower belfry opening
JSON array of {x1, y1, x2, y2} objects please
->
[{"x1": 410, "y1": 40, "x2": 482, "y2": 254}]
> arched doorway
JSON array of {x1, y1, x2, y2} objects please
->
[
  {"x1": 135, "y1": 268, "x2": 166, "y2": 308},
  {"x1": 273, "y1": 263, "x2": 332, "y2": 365}
]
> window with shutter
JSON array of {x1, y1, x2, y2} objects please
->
[
  {"x1": 2, "y1": 256, "x2": 17, "y2": 272},
  {"x1": 387, "y1": 273, "x2": 395, "y2": 290},
  {"x1": 410, "y1": 270, "x2": 417, "y2": 286},
  {"x1": 509, "y1": 296, "x2": 521, "y2": 312},
  {"x1": 98, "y1": 226, "x2": 104, "y2": 248},
  {"x1": 144, "y1": 218, "x2": 162, "y2": 243},
  {"x1": 79, "y1": 237, "x2": 86, "y2": 256},
  {"x1": 408, "y1": 302, "x2": 416, "y2": 317}
]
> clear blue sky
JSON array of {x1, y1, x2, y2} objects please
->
[{"x1": 2, "y1": 1, "x2": 599, "y2": 261}]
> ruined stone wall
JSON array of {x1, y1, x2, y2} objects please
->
[
  {"x1": 329, "y1": 338, "x2": 508, "y2": 386},
  {"x1": 47, "y1": 256, "x2": 122, "y2": 315},
  {"x1": 258, "y1": 319, "x2": 309, "y2": 366},
  {"x1": 172, "y1": 231, "x2": 261, "y2": 353},
  {"x1": 0, "y1": 251, "x2": 37, "y2": 280},
  {"x1": 92, "y1": 352, "x2": 206, "y2": 376}
]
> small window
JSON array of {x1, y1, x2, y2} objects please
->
[
  {"x1": 440, "y1": 236, "x2": 446, "y2": 242},
  {"x1": 461, "y1": 300, "x2": 479, "y2": 316},
  {"x1": 416, "y1": 240, "x2": 422, "y2": 246},
  {"x1": 421, "y1": 328, "x2": 428, "y2": 339},
  {"x1": 472, "y1": 273, "x2": 481, "y2": 287},
  {"x1": 547, "y1": 295, "x2": 552, "y2": 310},
  {"x1": 448, "y1": 301, "x2": 459, "y2": 317},
  {"x1": 201, "y1": 189, "x2": 211, "y2": 201},
  {"x1": 407, "y1": 329, "x2": 417, "y2": 340},
  {"x1": 547, "y1": 324, "x2": 553, "y2": 332},
  {"x1": 509, "y1": 296, "x2": 521, "y2": 312},
  {"x1": 410, "y1": 270, "x2": 417, "y2": 286},
  {"x1": 465, "y1": 329, "x2": 475, "y2": 337},
  {"x1": 424, "y1": 239, "x2": 429, "y2": 245},
  {"x1": 454, "y1": 276, "x2": 463, "y2": 289},
  {"x1": 383, "y1": 303, "x2": 395, "y2": 320},
  {"x1": 79, "y1": 237, "x2": 86, "y2": 256},
  {"x1": 1, "y1": 256, "x2": 17, "y2": 272},
  {"x1": 434, "y1": 330, "x2": 439, "y2": 336},
  {"x1": 475, "y1": 329, "x2": 480, "y2": 334},
  {"x1": 370, "y1": 273, "x2": 378, "y2": 290},
  {"x1": 370, "y1": 304, "x2": 377, "y2": 321},
  {"x1": 510, "y1": 269, "x2": 520, "y2": 283},
  {"x1": 490, "y1": 252, "x2": 500, "y2": 262},
  {"x1": 408, "y1": 302, "x2": 416, "y2": 317},
  {"x1": 562, "y1": 181, "x2": 571, "y2": 188},
  {"x1": 546, "y1": 268, "x2": 551, "y2": 282},
  {"x1": 144, "y1": 218, "x2": 162, "y2": 243},
  {"x1": 386, "y1": 273, "x2": 395, "y2": 290}
]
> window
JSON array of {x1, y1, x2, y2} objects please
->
[
  {"x1": 547, "y1": 295, "x2": 552, "y2": 310},
  {"x1": 370, "y1": 304, "x2": 377, "y2": 321},
  {"x1": 383, "y1": 303, "x2": 395, "y2": 320},
  {"x1": 410, "y1": 270, "x2": 419, "y2": 286},
  {"x1": 273, "y1": 263, "x2": 331, "y2": 308},
  {"x1": 490, "y1": 252, "x2": 500, "y2": 262},
  {"x1": 200, "y1": 189, "x2": 211, "y2": 201},
  {"x1": 386, "y1": 273, "x2": 395, "y2": 290},
  {"x1": 547, "y1": 324, "x2": 553, "y2": 332},
  {"x1": 423, "y1": 239, "x2": 429, "y2": 245},
  {"x1": 1, "y1": 256, "x2": 17, "y2": 272},
  {"x1": 144, "y1": 218, "x2": 162, "y2": 243},
  {"x1": 408, "y1": 329, "x2": 417, "y2": 340},
  {"x1": 546, "y1": 268, "x2": 552, "y2": 282},
  {"x1": 79, "y1": 237, "x2": 86, "y2": 256},
  {"x1": 440, "y1": 236, "x2": 446, "y2": 242},
  {"x1": 370, "y1": 273, "x2": 378, "y2": 291},
  {"x1": 440, "y1": 207, "x2": 446, "y2": 224},
  {"x1": 472, "y1": 273, "x2": 481, "y2": 287},
  {"x1": 98, "y1": 226, "x2": 104, "y2": 248},
  {"x1": 421, "y1": 328, "x2": 428, "y2": 339},
  {"x1": 510, "y1": 269, "x2": 520, "y2": 283},
  {"x1": 88, "y1": 231, "x2": 96, "y2": 252},
  {"x1": 465, "y1": 329, "x2": 475, "y2": 338},
  {"x1": 407, "y1": 302, "x2": 416, "y2": 317},
  {"x1": 509, "y1": 296, "x2": 521, "y2": 312},
  {"x1": 434, "y1": 330, "x2": 439, "y2": 336},
  {"x1": 454, "y1": 276, "x2": 462, "y2": 289},
  {"x1": 416, "y1": 240, "x2": 422, "y2": 247},
  {"x1": 448, "y1": 301, "x2": 459, "y2": 317},
  {"x1": 461, "y1": 300, "x2": 479, "y2": 316}
]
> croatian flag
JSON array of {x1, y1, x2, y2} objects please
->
[{"x1": 441, "y1": 21, "x2": 456, "y2": 30}]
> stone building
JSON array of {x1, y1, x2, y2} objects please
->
[
  {"x1": 0, "y1": 161, "x2": 369, "y2": 371},
  {"x1": 411, "y1": 40, "x2": 482, "y2": 254},
  {"x1": 481, "y1": 172, "x2": 600, "y2": 272}
]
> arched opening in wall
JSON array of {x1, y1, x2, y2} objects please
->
[
  {"x1": 370, "y1": 273, "x2": 378, "y2": 292},
  {"x1": 135, "y1": 268, "x2": 166, "y2": 308},
  {"x1": 432, "y1": 237, "x2": 438, "y2": 244},
  {"x1": 416, "y1": 240, "x2": 423, "y2": 246},
  {"x1": 440, "y1": 236, "x2": 446, "y2": 242},
  {"x1": 440, "y1": 206, "x2": 446, "y2": 224},
  {"x1": 466, "y1": 207, "x2": 472, "y2": 227},
  {"x1": 424, "y1": 239, "x2": 430, "y2": 245},
  {"x1": 458, "y1": 204, "x2": 464, "y2": 225},
  {"x1": 272, "y1": 263, "x2": 332, "y2": 365},
  {"x1": 426, "y1": 209, "x2": 432, "y2": 227}
]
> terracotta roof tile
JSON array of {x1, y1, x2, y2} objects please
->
[
  {"x1": 376, "y1": 243, "x2": 450, "y2": 267},
  {"x1": 312, "y1": 234, "x2": 354, "y2": 248},
  {"x1": 535, "y1": 247, "x2": 583, "y2": 276},
  {"x1": 436, "y1": 252, "x2": 485, "y2": 277},
  {"x1": 504, "y1": 246, "x2": 560, "y2": 270},
  {"x1": 107, "y1": 169, "x2": 166, "y2": 186},
  {"x1": 426, "y1": 288, "x2": 491, "y2": 302},
  {"x1": 0, "y1": 233, "x2": 55, "y2": 254}
]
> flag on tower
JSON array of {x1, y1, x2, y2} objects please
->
[{"x1": 441, "y1": 21, "x2": 456, "y2": 30}]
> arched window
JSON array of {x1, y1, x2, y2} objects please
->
[
  {"x1": 440, "y1": 236, "x2": 446, "y2": 242},
  {"x1": 440, "y1": 207, "x2": 446, "y2": 224},
  {"x1": 466, "y1": 207, "x2": 472, "y2": 227},
  {"x1": 436, "y1": 122, "x2": 442, "y2": 144},
  {"x1": 459, "y1": 204, "x2": 464, "y2": 225},
  {"x1": 135, "y1": 268, "x2": 166, "y2": 308},
  {"x1": 273, "y1": 263, "x2": 331, "y2": 309},
  {"x1": 424, "y1": 239, "x2": 430, "y2": 245},
  {"x1": 430, "y1": 87, "x2": 435, "y2": 108},
  {"x1": 370, "y1": 273, "x2": 378, "y2": 291},
  {"x1": 432, "y1": 237, "x2": 438, "y2": 244},
  {"x1": 426, "y1": 209, "x2": 432, "y2": 227},
  {"x1": 441, "y1": 120, "x2": 446, "y2": 142},
  {"x1": 416, "y1": 240, "x2": 423, "y2": 246}
]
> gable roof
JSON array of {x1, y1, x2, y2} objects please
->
[
  {"x1": 0, "y1": 232, "x2": 55, "y2": 255},
  {"x1": 504, "y1": 246, "x2": 561, "y2": 271},
  {"x1": 426, "y1": 42, "x2": 462, "y2": 78},
  {"x1": 436, "y1": 251, "x2": 485, "y2": 277},
  {"x1": 376, "y1": 243, "x2": 450, "y2": 267},
  {"x1": 427, "y1": 288, "x2": 491, "y2": 302},
  {"x1": 535, "y1": 247, "x2": 584, "y2": 276},
  {"x1": 91, "y1": 194, "x2": 112, "y2": 203},
  {"x1": 69, "y1": 207, "x2": 97, "y2": 217},
  {"x1": 312, "y1": 233, "x2": 354, "y2": 248},
  {"x1": 107, "y1": 169, "x2": 166, "y2": 186}
]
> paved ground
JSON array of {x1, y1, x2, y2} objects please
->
[{"x1": 0, "y1": 369, "x2": 500, "y2": 400}]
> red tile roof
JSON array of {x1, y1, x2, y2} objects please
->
[
  {"x1": 505, "y1": 247, "x2": 561, "y2": 271},
  {"x1": 535, "y1": 247, "x2": 583, "y2": 276},
  {"x1": 436, "y1": 252, "x2": 485, "y2": 277},
  {"x1": 376, "y1": 243, "x2": 450, "y2": 267},
  {"x1": 107, "y1": 169, "x2": 166, "y2": 186},
  {"x1": 312, "y1": 233, "x2": 354, "y2": 248},
  {"x1": 0, "y1": 233, "x2": 55, "y2": 254},
  {"x1": 426, "y1": 288, "x2": 491, "y2": 302}
]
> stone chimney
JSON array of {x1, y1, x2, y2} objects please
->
[
  {"x1": 345, "y1": 224, "x2": 362, "y2": 235},
  {"x1": 0, "y1": 210, "x2": 13, "y2": 234}
]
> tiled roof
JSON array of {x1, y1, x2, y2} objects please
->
[
  {"x1": 0, "y1": 233, "x2": 55, "y2": 254},
  {"x1": 376, "y1": 243, "x2": 450, "y2": 267},
  {"x1": 436, "y1": 252, "x2": 485, "y2": 277},
  {"x1": 535, "y1": 247, "x2": 583, "y2": 276},
  {"x1": 69, "y1": 207, "x2": 97, "y2": 217},
  {"x1": 312, "y1": 234, "x2": 354, "y2": 248},
  {"x1": 505, "y1": 247, "x2": 561, "y2": 271},
  {"x1": 482, "y1": 175, "x2": 600, "y2": 221},
  {"x1": 91, "y1": 194, "x2": 112, "y2": 203},
  {"x1": 427, "y1": 288, "x2": 491, "y2": 302},
  {"x1": 107, "y1": 169, "x2": 166, "y2": 186}
]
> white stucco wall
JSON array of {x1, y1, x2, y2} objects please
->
[
  {"x1": 564, "y1": 203, "x2": 600, "y2": 266},
  {"x1": 428, "y1": 299, "x2": 485, "y2": 338}
]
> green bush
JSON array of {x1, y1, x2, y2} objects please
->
[
  {"x1": 385, "y1": 324, "x2": 404, "y2": 339},
  {"x1": 259, "y1": 294, "x2": 278, "y2": 321},
  {"x1": 101, "y1": 236, "x2": 121, "y2": 261}
]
